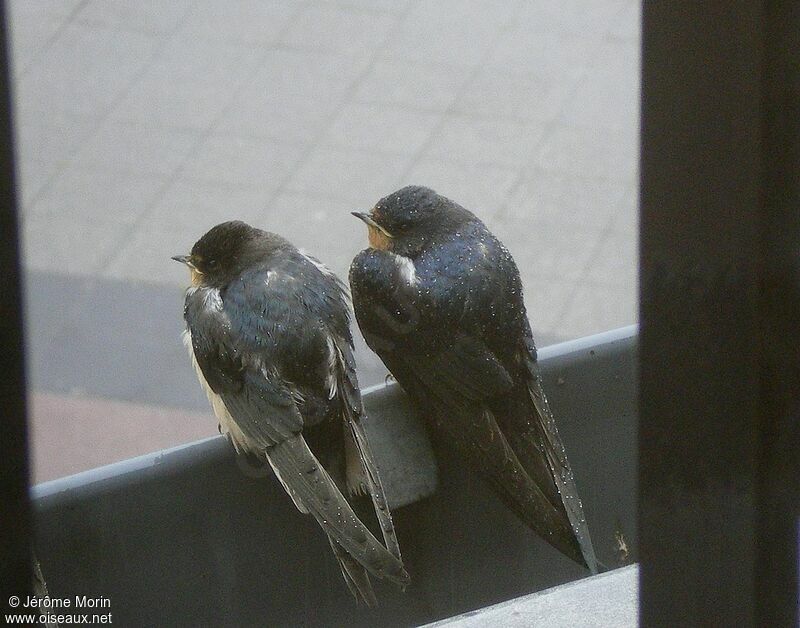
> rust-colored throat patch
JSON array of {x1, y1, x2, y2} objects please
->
[{"x1": 368, "y1": 224, "x2": 392, "y2": 251}]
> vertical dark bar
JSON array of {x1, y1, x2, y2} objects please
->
[
  {"x1": 640, "y1": 2, "x2": 798, "y2": 627},
  {"x1": 0, "y1": 0, "x2": 31, "y2": 606},
  {"x1": 758, "y1": 3, "x2": 800, "y2": 625}
]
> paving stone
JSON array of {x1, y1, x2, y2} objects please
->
[
  {"x1": 532, "y1": 122, "x2": 639, "y2": 183},
  {"x1": 611, "y1": 185, "x2": 639, "y2": 237},
  {"x1": 180, "y1": 133, "x2": 304, "y2": 191},
  {"x1": 24, "y1": 273, "x2": 211, "y2": 410},
  {"x1": 22, "y1": 269, "x2": 88, "y2": 385},
  {"x1": 17, "y1": 22, "x2": 159, "y2": 118},
  {"x1": 15, "y1": 159, "x2": 53, "y2": 210},
  {"x1": 110, "y1": 32, "x2": 264, "y2": 131},
  {"x1": 9, "y1": 0, "x2": 84, "y2": 23},
  {"x1": 501, "y1": 172, "x2": 628, "y2": 230},
  {"x1": 512, "y1": 0, "x2": 631, "y2": 38},
  {"x1": 13, "y1": 106, "x2": 95, "y2": 167},
  {"x1": 486, "y1": 28, "x2": 601, "y2": 81},
  {"x1": 584, "y1": 229, "x2": 638, "y2": 286},
  {"x1": 454, "y1": 68, "x2": 582, "y2": 123},
  {"x1": 102, "y1": 177, "x2": 276, "y2": 281},
  {"x1": 281, "y1": 4, "x2": 396, "y2": 55},
  {"x1": 76, "y1": 0, "x2": 194, "y2": 35},
  {"x1": 72, "y1": 119, "x2": 199, "y2": 177},
  {"x1": 29, "y1": 393, "x2": 214, "y2": 483},
  {"x1": 559, "y1": 40, "x2": 641, "y2": 129},
  {"x1": 102, "y1": 220, "x2": 214, "y2": 287},
  {"x1": 608, "y1": 0, "x2": 642, "y2": 42},
  {"x1": 423, "y1": 115, "x2": 548, "y2": 168},
  {"x1": 381, "y1": 0, "x2": 521, "y2": 68},
  {"x1": 559, "y1": 280, "x2": 638, "y2": 340},
  {"x1": 220, "y1": 91, "x2": 344, "y2": 147},
  {"x1": 264, "y1": 191, "x2": 365, "y2": 280},
  {"x1": 315, "y1": 0, "x2": 411, "y2": 13},
  {"x1": 241, "y1": 48, "x2": 372, "y2": 101},
  {"x1": 30, "y1": 163, "x2": 169, "y2": 225},
  {"x1": 323, "y1": 103, "x2": 441, "y2": 155},
  {"x1": 180, "y1": 0, "x2": 301, "y2": 44},
  {"x1": 147, "y1": 178, "x2": 275, "y2": 232},
  {"x1": 21, "y1": 213, "x2": 133, "y2": 275},
  {"x1": 6, "y1": 3, "x2": 68, "y2": 76},
  {"x1": 217, "y1": 49, "x2": 372, "y2": 144},
  {"x1": 284, "y1": 145, "x2": 414, "y2": 205},
  {"x1": 12, "y1": 109, "x2": 96, "y2": 207},
  {"x1": 591, "y1": 36, "x2": 642, "y2": 78},
  {"x1": 354, "y1": 59, "x2": 471, "y2": 113}
]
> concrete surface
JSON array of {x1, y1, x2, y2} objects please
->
[{"x1": 8, "y1": 0, "x2": 641, "y2": 481}]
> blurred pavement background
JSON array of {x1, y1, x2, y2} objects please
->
[{"x1": 8, "y1": 0, "x2": 640, "y2": 481}]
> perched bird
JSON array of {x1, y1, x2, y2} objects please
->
[
  {"x1": 173, "y1": 221, "x2": 408, "y2": 605},
  {"x1": 349, "y1": 186, "x2": 598, "y2": 572}
]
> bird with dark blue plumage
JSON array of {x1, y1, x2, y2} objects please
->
[
  {"x1": 173, "y1": 221, "x2": 408, "y2": 605},
  {"x1": 349, "y1": 186, "x2": 599, "y2": 573}
]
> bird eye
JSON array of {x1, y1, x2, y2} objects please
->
[{"x1": 207, "y1": 259, "x2": 217, "y2": 268}]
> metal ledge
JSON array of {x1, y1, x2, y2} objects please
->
[
  {"x1": 33, "y1": 326, "x2": 637, "y2": 627},
  {"x1": 427, "y1": 564, "x2": 639, "y2": 628}
]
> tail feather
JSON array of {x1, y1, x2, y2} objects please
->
[
  {"x1": 345, "y1": 418, "x2": 404, "y2": 565},
  {"x1": 377, "y1": 346, "x2": 593, "y2": 569},
  {"x1": 521, "y1": 348, "x2": 599, "y2": 573},
  {"x1": 329, "y1": 538, "x2": 378, "y2": 607},
  {"x1": 467, "y1": 408, "x2": 586, "y2": 567},
  {"x1": 266, "y1": 435, "x2": 409, "y2": 586},
  {"x1": 421, "y1": 378, "x2": 588, "y2": 567},
  {"x1": 336, "y1": 336, "x2": 405, "y2": 568}
]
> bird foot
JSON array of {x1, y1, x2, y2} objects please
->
[{"x1": 346, "y1": 461, "x2": 368, "y2": 497}]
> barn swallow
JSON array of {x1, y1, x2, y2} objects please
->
[
  {"x1": 349, "y1": 186, "x2": 598, "y2": 572},
  {"x1": 173, "y1": 221, "x2": 408, "y2": 605}
]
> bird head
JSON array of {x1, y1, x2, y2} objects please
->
[
  {"x1": 352, "y1": 185, "x2": 445, "y2": 256},
  {"x1": 172, "y1": 220, "x2": 270, "y2": 287}
]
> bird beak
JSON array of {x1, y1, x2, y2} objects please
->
[
  {"x1": 172, "y1": 255, "x2": 203, "y2": 274},
  {"x1": 171, "y1": 254, "x2": 193, "y2": 267},
  {"x1": 351, "y1": 212, "x2": 393, "y2": 238},
  {"x1": 172, "y1": 254, "x2": 205, "y2": 286}
]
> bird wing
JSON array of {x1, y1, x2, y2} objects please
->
[
  {"x1": 298, "y1": 250, "x2": 405, "y2": 568},
  {"x1": 185, "y1": 286, "x2": 408, "y2": 594},
  {"x1": 350, "y1": 247, "x2": 595, "y2": 568},
  {"x1": 379, "y1": 337, "x2": 585, "y2": 564},
  {"x1": 508, "y1": 330, "x2": 600, "y2": 573},
  {"x1": 331, "y1": 332, "x2": 404, "y2": 566},
  {"x1": 186, "y1": 296, "x2": 303, "y2": 448}
]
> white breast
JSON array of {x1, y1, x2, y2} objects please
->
[
  {"x1": 182, "y1": 329, "x2": 251, "y2": 454},
  {"x1": 182, "y1": 329, "x2": 311, "y2": 514},
  {"x1": 391, "y1": 253, "x2": 417, "y2": 286}
]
